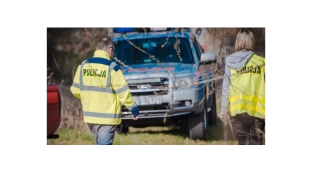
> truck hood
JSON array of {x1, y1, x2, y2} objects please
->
[{"x1": 120, "y1": 63, "x2": 197, "y2": 77}]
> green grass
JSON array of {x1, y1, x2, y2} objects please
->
[{"x1": 47, "y1": 121, "x2": 237, "y2": 145}]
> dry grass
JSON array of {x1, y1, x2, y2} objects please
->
[{"x1": 47, "y1": 120, "x2": 237, "y2": 145}]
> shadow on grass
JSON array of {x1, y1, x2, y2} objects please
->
[{"x1": 130, "y1": 120, "x2": 236, "y2": 142}]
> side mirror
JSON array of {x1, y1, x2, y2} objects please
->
[{"x1": 200, "y1": 52, "x2": 217, "y2": 65}]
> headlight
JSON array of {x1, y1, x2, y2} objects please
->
[{"x1": 175, "y1": 75, "x2": 197, "y2": 87}]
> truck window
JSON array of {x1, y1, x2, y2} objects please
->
[{"x1": 114, "y1": 37, "x2": 195, "y2": 64}]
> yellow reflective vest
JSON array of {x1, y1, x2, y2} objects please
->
[
  {"x1": 70, "y1": 50, "x2": 137, "y2": 125},
  {"x1": 229, "y1": 54, "x2": 265, "y2": 119}
]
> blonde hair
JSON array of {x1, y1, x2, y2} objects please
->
[{"x1": 235, "y1": 29, "x2": 255, "y2": 52}]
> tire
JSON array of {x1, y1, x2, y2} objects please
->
[
  {"x1": 206, "y1": 82, "x2": 217, "y2": 126},
  {"x1": 116, "y1": 124, "x2": 129, "y2": 134},
  {"x1": 188, "y1": 103, "x2": 208, "y2": 140},
  {"x1": 47, "y1": 134, "x2": 59, "y2": 139},
  {"x1": 208, "y1": 91, "x2": 217, "y2": 126}
]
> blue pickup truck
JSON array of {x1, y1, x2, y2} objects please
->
[{"x1": 112, "y1": 28, "x2": 217, "y2": 140}]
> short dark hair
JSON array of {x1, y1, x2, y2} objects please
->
[{"x1": 97, "y1": 37, "x2": 114, "y2": 51}]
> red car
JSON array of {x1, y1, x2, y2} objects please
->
[{"x1": 47, "y1": 84, "x2": 61, "y2": 138}]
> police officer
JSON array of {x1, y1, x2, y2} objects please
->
[
  {"x1": 70, "y1": 37, "x2": 139, "y2": 145},
  {"x1": 220, "y1": 29, "x2": 265, "y2": 145}
]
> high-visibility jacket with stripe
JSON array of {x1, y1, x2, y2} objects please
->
[
  {"x1": 229, "y1": 54, "x2": 265, "y2": 119},
  {"x1": 70, "y1": 50, "x2": 137, "y2": 125}
]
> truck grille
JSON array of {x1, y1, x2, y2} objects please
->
[{"x1": 127, "y1": 77, "x2": 169, "y2": 95}]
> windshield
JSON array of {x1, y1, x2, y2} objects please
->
[{"x1": 113, "y1": 37, "x2": 194, "y2": 65}]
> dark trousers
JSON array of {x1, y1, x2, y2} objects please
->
[{"x1": 232, "y1": 113, "x2": 265, "y2": 145}]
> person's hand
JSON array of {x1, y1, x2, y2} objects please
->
[
  {"x1": 219, "y1": 111, "x2": 227, "y2": 123},
  {"x1": 131, "y1": 106, "x2": 140, "y2": 120}
]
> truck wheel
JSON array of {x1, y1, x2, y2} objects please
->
[
  {"x1": 208, "y1": 91, "x2": 217, "y2": 126},
  {"x1": 188, "y1": 104, "x2": 208, "y2": 140},
  {"x1": 47, "y1": 134, "x2": 59, "y2": 139},
  {"x1": 116, "y1": 124, "x2": 129, "y2": 134}
]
